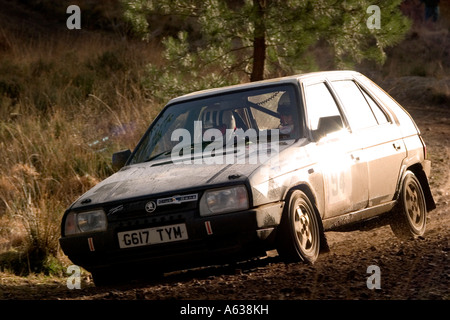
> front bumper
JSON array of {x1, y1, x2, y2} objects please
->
[{"x1": 59, "y1": 202, "x2": 283, "y2": 273}]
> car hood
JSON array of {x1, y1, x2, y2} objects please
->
[
  {"x1": 70, "y1": 143, "x2": 291, "y2": 210},
  {"x1": 70, "y1": 140, "x2": 313, "y2": 210},
  {"x1": 74, "y1": 162, "x2": 253, "y2": 207}
]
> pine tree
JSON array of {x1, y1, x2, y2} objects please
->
[{"x1": 122, "y1": 0, "x2": 410, "y2": 99}]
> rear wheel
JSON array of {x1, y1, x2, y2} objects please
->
[
  {"x1": 276, "y1": 190, "x2": 321, "y2": 264},
  {"x1": 390, "y1": 171, "x2": 427, "y2": 240}
]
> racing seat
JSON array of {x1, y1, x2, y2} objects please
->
[{"x1": 202, "y1": 106, "x2": 236, "y2": 135}]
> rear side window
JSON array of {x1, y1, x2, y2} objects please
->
[
  {"x1": 357, "y1": 76, "x2": 418, "y2": 135},
  {"x1": 332, "y1": 80, "x2": 378, "y2": 130},
  {"x1": 361, "y1": 89, "x2": 389, "y2": 125}
]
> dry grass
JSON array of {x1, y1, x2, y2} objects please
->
[
  {"x1": 381, "y1": 25, "x2": 449, "y2": 79},
  {"x1": 0, "y1": 29, "x2": 162, "y2": 275}
]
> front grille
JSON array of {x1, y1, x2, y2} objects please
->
[
  {"x1": 105, "y1": 193, "x2": 199, "y2": 222},
  {"x1": 115, "y1": 213, "x2": 186, "y2": 229}
]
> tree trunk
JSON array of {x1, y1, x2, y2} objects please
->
[{"x1": 250, "y1": 0, "x2": 266, "y2": 82}]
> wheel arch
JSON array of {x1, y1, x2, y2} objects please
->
[
  {"x1": 398, "y1": 163, "x2": 436, "y2": 212},
  {"x1": 282, "y1": 183, "x2": 330, "y2": 253},
  {"x1": 283, "y1": 183, "x2": 319, "y2": 215}
]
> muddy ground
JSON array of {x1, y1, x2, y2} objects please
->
[{"x1": 0, "y1": 82, "x2": 448, "y2": 310}]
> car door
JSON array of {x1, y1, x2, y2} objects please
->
[
  {"x1": 303, "y1": 80, "x2": 369, "y2": 219},
  {"x1": 330, "y1": 79, "x2": 407, "y2": 207}
]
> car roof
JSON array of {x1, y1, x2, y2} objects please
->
[{"x1": 166, "y1": 70, "x2": 362, "y2": 105}]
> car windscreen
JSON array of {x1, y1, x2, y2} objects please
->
[{"x1": 129, "y1": 84, "x2": 300, "y2": 164}]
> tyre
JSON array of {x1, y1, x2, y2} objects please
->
[
  {"x1": 390, "y1": 171, "x2": 427, "y2": 240},
  {"x1": 276, "y1": 190, "x2": 322, "y2": 264}
]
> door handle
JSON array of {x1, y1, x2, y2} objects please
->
[
  {"x1": 351, "y1": 154, "x2": 360, "y2": 161},
  {"x1": 393, "y1": 143, "x2": 402, "y2": 151}
]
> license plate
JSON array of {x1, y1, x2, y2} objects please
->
[{"x1": 117, "y1": 223, "x2": 188, "y2": 249}]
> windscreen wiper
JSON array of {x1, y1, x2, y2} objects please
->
[
  {"x1": 144, "y1": 150, "x2": 173, "y2": 162},
  {"x1": 145, "y1": 141, "x2": 215, "y2": 163}
]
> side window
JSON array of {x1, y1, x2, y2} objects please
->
[
  {"x1": 360, "y1": 77, "x2": 418, "y2": 134},
  {"x1": 361, "y1": 89, "x2": 389, "y2": 125},
  {"x1": 304, "y1": 82, "x2": 344, "y2": 140},
  {"x1": 332, "y1": 80, "x2": 378, "y2": 130}
]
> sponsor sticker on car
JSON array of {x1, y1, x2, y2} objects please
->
[{"x1": 157, "y1": 194, "x2": 198, "y2": 206}]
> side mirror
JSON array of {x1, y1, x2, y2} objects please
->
[
  {"x1": 112, "y1": 149, "x2": 131, "y2": 171},
  {"x1": 313, "y1": 116, "x2": 344, "y2": 141}
]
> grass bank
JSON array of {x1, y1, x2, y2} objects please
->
[{"x1": 0, "y1": 29, "x2": 162, "y2": 275}]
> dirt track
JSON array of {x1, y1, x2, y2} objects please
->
[{"x1": 0, "y1": 93, "x2": 448, "y2": 304}]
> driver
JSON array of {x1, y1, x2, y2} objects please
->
[{"x1": 277, "y1": 93, "x2": 295, "y2": 138}]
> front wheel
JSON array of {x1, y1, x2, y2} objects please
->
[
  {"x1": 276, "y1": 190, "x2": 322, "y2": 264},
  {"x1": 390, "y1": 171, "x2": 427, "y2": 240}
]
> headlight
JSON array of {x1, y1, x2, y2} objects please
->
[
  {"x1": 199, "y1": 185, "x2": 249, "y2": 216},
  {"x1": 64, "y1": 209, "x2": 107, "y2": 236}
]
